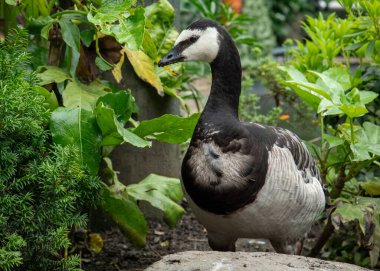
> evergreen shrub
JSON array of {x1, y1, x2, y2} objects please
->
[{"x1": 0, "y1": 29, "x2": 100, "y2": 271}]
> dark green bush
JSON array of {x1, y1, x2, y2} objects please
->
[{"x1": 0, "y1": 29, "x2": 100, "y2": 271}]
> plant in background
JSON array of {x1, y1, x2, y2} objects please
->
[
  {"x1": 1, "y1": 0, "x2": 200, "y2": 253},
  {"x1": 283, "y1": 0, "x2": 380, "y2": 267},
  {"x1": 0, "y1": 29, "x2": 100, "y2": 271}
]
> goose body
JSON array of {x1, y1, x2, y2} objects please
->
[{"x1": 159, "y1": 19, "x2": 325, "y2": 254}]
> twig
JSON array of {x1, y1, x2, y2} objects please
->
[{"x1": 147, "y1": 243, "x2": 162, "y2": 259}]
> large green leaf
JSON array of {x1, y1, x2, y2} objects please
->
[
  {"x1": 132, "y1": 113, "x2": 200, "y2": 144},
  {"x1": 127, "y1": 174, "x2": 184, "y2": 227},
  {"x1": 96, "y1": 90, "x2": 136, "y2": 124},
  {"x1": 36, "y1": 66, "x2": 72, "y2": 85},
  {"x1": 88, "y1": 3, "x2": 145, "y2": 51},
  {"x1": 100, "y1": 182, "x2": 147, "y2": 248},
  {"x1": 95, "y1": 102, "x2": 151, "y2": 148},
  {"x1": 50, "y1": 107, "x2": 102, "y2": 175},
  {"x1": 59, "y1": 19, "x2": 80, "y2": 52},
  {"x1": 351, "y1": 122, "x2": 380, "y2": 161},
  {"x1": 63, "y1": 80, "x2": 109, "y2": 110}
]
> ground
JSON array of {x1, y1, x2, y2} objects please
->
[{"x1": 81, "y1": 202, "x2": 322, "y2": 271}]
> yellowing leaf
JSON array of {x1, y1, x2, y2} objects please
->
[
  {"x1": 124, "y1": 47, "x2": 164, "y2": 96},
  {"x1": 112, "y1": 48, "x2": 125, "y2": 83},
  {"x1": 88, "y1": 233, "x2": 104, "y2": 254}
]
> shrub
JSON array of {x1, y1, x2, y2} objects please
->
[{"x1": 0, "y1": 29, "x2": 100, "y2": 271}]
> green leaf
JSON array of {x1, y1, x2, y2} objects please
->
[
  {"x1": 122, "y1": 7, "x2": 145, "y2": 50},
  {"x1": 97, "y1": 90, "x2": 136, "y2": 124},
  {"x1": 34, "y1": 86, "x2": 59, "y2": 111},
  {"x1": 324, "y1": 134, "x2": 344, "y2": 148},
  {"x1": 351, "y1": 122, "x2": 380, "y2": 161},
  {"x1": 63, "y1": 80, "x2": 109, "y2": 110},
  {"x1": 132, "y1": 113, "x2": 200, "y2": 144},
  {"x1": 360, "y1": 90, "x2": 378, "y2": 105},
  {"x1": 58, "y1": 19, "x2": 80, "y2": 52},
  {"x1": 127, "y1": 174, "x2": 184, "y2": 227},
  {"x1": 361, "y1": 181, "x2": 380, "y2": 196},
  {"x1": 282, "y1": 66, "x2": 308, "y2": 83},
  {"x1": 339, "y1": 103, "x2": 368, "y2": 118},
  {"x1": 5, "y1": 0, "x2": 18, "y2": 5},
  {"x1": 332, "y1": 202, "x2": 366, "y2": 234},
  {"x1": 145, "y1": 0, "x2": 177, "y2": 57},
  {"x1": 81, "y1": 29, "x2": 95, "y2": 47},
  {"x1": 50, "y1": 107, "x2": 102, "y2": 175},
  {"x1": 41, "y1": 21, "x2": 53, "y2": 40},
  {"x1": 95, "y1": 56, "x2": 113, "y2": 71},
  {"x1": 95, "y1": 102, "x2": 151, "y2": 148},
  {"x1": 142, "y1": 30, "x2": 157, "y2": 59},
  {"x1": 100, "y1": 183, "x2": 147, "y2": 248},
  {"x1": 36, "y1": 66, "x2": 72, "y2": 85}
]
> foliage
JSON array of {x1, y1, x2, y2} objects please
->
[
  {"x1": 239, "y1": 73, "x2": 282, "y2": 126},
  {"x1": 0, "y1": 29, "x2": 100, "y2": 271},
  {"x1": 282, "y1": 0, "x2": 380, "y2": 267},
  {"x1": 267, "y1": 0, "x2": 319, "y2": 44},
  {"x1": 0, "y1": 0, "x2": 201, "y2": 256}
]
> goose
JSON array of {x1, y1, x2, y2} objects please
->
[{"x1": 158, "y1": 19, "x2": 326, "y2": 254}]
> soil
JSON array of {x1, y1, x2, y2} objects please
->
[{"x1": 81, "y1": 202, "x2": 323, "y2": 271}]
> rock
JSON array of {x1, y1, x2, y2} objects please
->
[{"x1": 145, "y1": 251, "x2": 370, "y2": 271}]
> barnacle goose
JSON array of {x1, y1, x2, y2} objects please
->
[{"x1": 158, "y1": 19, "x2": 326, "y2": 254}]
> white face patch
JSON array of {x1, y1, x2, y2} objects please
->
[{"x1": 174, "y1": 27, "x2": 220, "y2": 63}]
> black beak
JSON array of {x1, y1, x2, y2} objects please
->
[{"x1": 158, "y1": 47, "x2": 184, "y2": 67}]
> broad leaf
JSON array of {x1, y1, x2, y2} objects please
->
[
  {"x1": 37, "y1": 66, "x2": 72, "y2": 85},
  {"x1": 360, "y1": 90, "x2": 378, "y2": 105},
  {"x1": 351, "y1": 122, "x2": 380, "y2": 161},
  {"x1": 124, "y1": 47, "x2": 164, "y2": 95},
  {"x1": 132, "y1": 113, "x2": 200, "y2": 144},
  {"x1": 324, "y1": 134, "x2": 344, "y2": 148},
  {"x1": 97, "y1": 90, "x2": 136, "y2": 124},
  {"x1": 361, "y1": 181, "x2": 380, "y2": 196},
  {"x1": 95, "y1": 102, "x2": 151, "y2": 148},
  {"x1": 50, "y1": 107, "x2": 102, "y2": 175},
  {"x1": 63, "y1": 80, "x2": 109, "y2": 110},
  {"x1": 59, "y1": 19, "x2": 80, "y2": 52},
  {"x1": 95, "y1": 56, "x2": 113, "y2": 71},
  {"x1": 127, "y1": 174, "x2": 184, "y2": 227},
  {"x1": 100, "y1": 182, "x2": 147, "y2": 248}
]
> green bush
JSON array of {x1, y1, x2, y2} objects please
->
[{"x1": 0, "y1": 29, "x2": 100, "y2": 271}]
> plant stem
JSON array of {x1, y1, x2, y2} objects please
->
[{"x1": 309, "y1": 215, "x2": 334, "y2": 257}]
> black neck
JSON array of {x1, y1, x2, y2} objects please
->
[{"x1": 202, "y1": 29, "x2": 242, "y2": 120}]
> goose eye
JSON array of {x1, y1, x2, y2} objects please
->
[{"x1": 189, "y1": 36, "x2": 198, "y2": 43}]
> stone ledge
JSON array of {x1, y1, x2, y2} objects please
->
[{"x1": 145, "y1": 251, "x2": 370, "y2": 271}]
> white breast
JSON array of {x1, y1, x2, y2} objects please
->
[{"x1": 183, "y1": 145, "x2": 325, "y2": 243}]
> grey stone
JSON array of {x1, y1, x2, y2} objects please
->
[{"x1": 145, "y1": 251, "x2": 370, "y2": 271}]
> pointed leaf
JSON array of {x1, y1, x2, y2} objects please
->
[
  {"x1": 50, "y1": 107, "x2": 102, "y2": 175},
  {"x1": 97, "y1": 90, "x2": 136, "y2": 124},
  {"x1": 63, "y1": 80, "x2": 109, "y2": 110},
  {"x1": 100, "y1": 183, "x2": 147, "y2": 248},
  {"x1": 360, "y1": 90, "x2": 378, "y2": 105},
  {"x1": 37, "y1": 66, "x2": 72, "y2": 85},
  {"x1": 127, "y1": 174, "x2": 184, "y2": 227},
  {"x1": 95, "y1": 103, "x2": 151, "y2": 148},
  {"x1": 132, "y1": 113, "x2": 200, "y2": 144},
  {"x1": 59, "y1": 19, "x2": 80, "y2": 52}
]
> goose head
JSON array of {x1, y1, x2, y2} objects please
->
[{"x1": 158, "y1": 19, "x2": 223, "y2": 66}]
